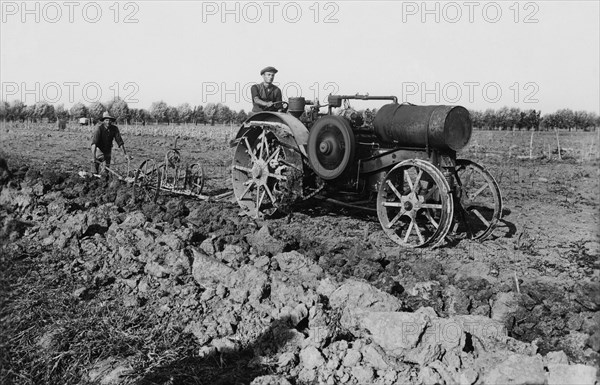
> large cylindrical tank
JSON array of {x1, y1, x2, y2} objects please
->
[{"x1": 373, "y1": 104, "x2": 472, "y2": 151}]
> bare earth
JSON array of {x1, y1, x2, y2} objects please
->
[{"x1": 0, "y1": 123, "x2": 598, "y2": 384}]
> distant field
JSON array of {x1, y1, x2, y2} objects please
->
[
  {"x1": 463, "y1": 129, "x2": 600, "y2": 163},
  {"x1": 3, "y1": 121, "x2": 237, "y2": 140},
  {"x1": 1, "y1": 120, "x2": 598, "y2": 211},
  {"x1": 2, "y1": 121, "x2": 598, "y2": 166}
]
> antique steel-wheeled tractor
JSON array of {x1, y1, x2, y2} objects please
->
[{"x1": 231, "y1": 95, "x2": 502, "y2": 248}]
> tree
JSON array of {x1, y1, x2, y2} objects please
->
[
  {"x1": 46, "y1": 104, "x2": 56, "y2": 122},
  {"x1": 0, "y1": 101, "x2": 9, "y2": 122},
  {"x1": 9, "y1": 100, "x2": 26, "y2": 121},
  {"x1": 236, "y1": 109, "x2": 248, "y2": 124},
  {"x1": 177, "y1": 103, "x2": 193, "y2": 125},
  {"x1": 105, "y1": 96, "x2": 120, "y2": 115},
  {"x1": 573, "y1": 110, "x2": 597, "y2": 131},
  {"x1": 193, "y1": 105, "x2": 205, "y2": 125},
  {"x1": 495, "y1": 107, "x2": 511, "y2": 130},
  {"x1": 129, "y1": 108, "x2": 148, "y2": 125},
  {"x1": 54, "y1": 104, "x2": 69, "y2": 120},
  {"x1": 129, "y1": 108, "x2": 139, "y2": 124},
  {"x1": 34, "y1": 101, "x2": 54, "y2": 122},
  {"x1": 24, "y1": 105, "x2": 35, "y2": 122},
  {"x1": 204, "y1": 103, "x2": 217, "y2": 125},
  {"x1": 150, "y1": 101, "x2": 168, "y2": 124},
  {"x1": 88, "y1": 102, "x2": 106, "y2": 123},
  {"x1": 109, "y1": 98, "x2": 129, "y2": 124},
  {"x1": 470, "y1": 110, "x2": 484, "y2": 128},
  {"x1": 482, "y1": 109, "x2": 497, "y2": 129},
  {"x1": 54, "y1": 104, "x2": 68, "y2": 129},
  {"x1": 507, "y1": 107, "x2": 521, "y2": 130},
  {"x1": 519, "y1": 109, "x2": 540, "y2": 130},
  {"x1": 139, "y1": 109, "x2": 149, "y2": 125},
  {"x1": 70, "y1": 102, "x2": 88, "y2": 120},
  {"x1": 541, "y1": 113, "x2": 559, "y2": 130},
  {"x1": 166, "y1": 106, "x2": 179, "y2": 124},
  {"x1": 216, "y1": 103, "x2": 232, "y2": 124},
  {"x1": 557, "y1": 109, "x2": 575, "y2": 130},
  {"x1": 230, "y1": 111, "x2": 238, "y2": 124}
]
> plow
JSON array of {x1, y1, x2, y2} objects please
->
[
  {"x1": 89, "y1": 93, "x2": 502, "y2": 248},
  {"x1": 131, "y1": 137, "x2": 232, "y2": 203},
  {"x1": 82, "y1": 137, "x2": 232, "y2": 203}
]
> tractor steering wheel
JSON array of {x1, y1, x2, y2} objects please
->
[{"x1": 269, "y1": 101, "x2": 289, "y2": 113}]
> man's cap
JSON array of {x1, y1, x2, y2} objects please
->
[
  {"x1": 260, "y1": 66, "x2": 278, "y2": 75},
  {"x1": 101, "y1": 111, "x2": 116, "y2": 121}
]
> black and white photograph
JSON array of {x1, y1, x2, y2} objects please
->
[{"x1": 1, "y1": 1, "x2": 598, "y2": 384}]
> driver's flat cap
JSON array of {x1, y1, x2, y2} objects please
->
[{"x1": 260, "y1": 66, "x2": 278, "y2": 75}]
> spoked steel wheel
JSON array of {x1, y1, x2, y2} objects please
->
[
  {"x1": 377, "y1": 159, "x2": 454, "y2": 248},
  {"x1": 452, "y1": 159, "x2": 502, "y2": 240},
  {"x1": 133, "y1": 159, "x2": 161, "y2": 203},
  {"x1": 232, "y1": 128, "x2": 302, "y2": 217}
]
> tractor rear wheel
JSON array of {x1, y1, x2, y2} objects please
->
[
  {"x1": 232, "y1": 126, "x2": 303, "y2": 218},
  {"x1": 452, "y1": 159, "x2": 502, "y2": 240}
]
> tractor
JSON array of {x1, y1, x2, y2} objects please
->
[{"x1": 231, "y1": 94, "x2": 502, "y2": 248}]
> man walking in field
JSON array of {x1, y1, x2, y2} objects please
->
[
  {"x1": 90, "y1": 111, "x2": 129, "y2": 175},
  {"x1": 251, "y1": 66, "x2": 283, "y2": 113}
]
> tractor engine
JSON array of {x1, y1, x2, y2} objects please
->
[{"x1": 306, "y1": 95, "x2": 473, "y2": 192}]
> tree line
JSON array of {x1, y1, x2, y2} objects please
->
[
  {"x1": 0, "y1": 98, "x2": 598, "y2": 131},
  {"x1": 470, "y1": 107, "x2": 599, "y2": 131},
  {"x1": 0, "y1": 98, "x2": 249, "y2": 126}
]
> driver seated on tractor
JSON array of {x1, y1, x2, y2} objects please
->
[
  {"x1": 90, "y1": 111, "x2": 129, "y2": 176},
  {"x1": 251, "y1": 66, "x2": 283, "y2": 113}
]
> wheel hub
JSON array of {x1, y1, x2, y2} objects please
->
[
  {"x1": 319, "y1": 140, "x2": 332, "y2": 155},
  {"x1": 251, "y1": 161, "x2": 263, "y2": 178},
  {"x1": 251, "y1": 159, "x2": 269, "y2": 184},
  {"x1": 401, "y1": 192, "x2": 422, "y2": 213}
]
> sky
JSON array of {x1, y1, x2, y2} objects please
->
[{"x1": 1, "y1": 0, "x2": 599, "y2": 114}]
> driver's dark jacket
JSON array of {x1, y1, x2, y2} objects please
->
[{"x1": 251, "y1": 83, "x2": 282, "y2": 112}]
